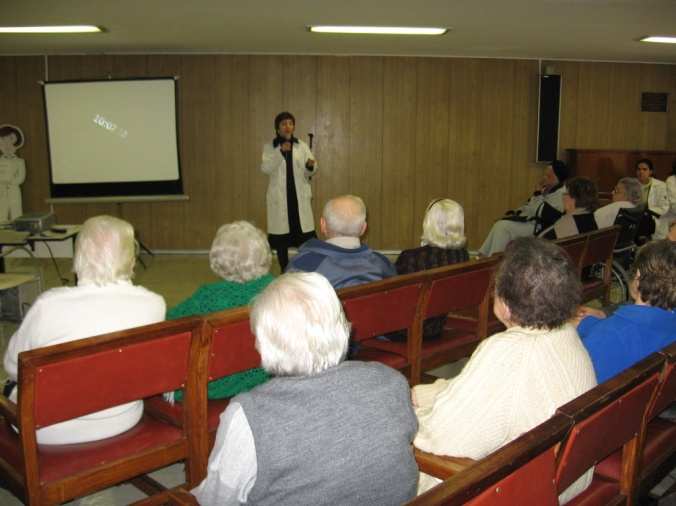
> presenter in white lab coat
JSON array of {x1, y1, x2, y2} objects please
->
[
  {"x1": 636, "y1": 158, "x2": 669, "y2": 239},
  {"x1": 261, "y1": 112, "x2": 318, "y2": 271},
  {"x1": 0, "y1": 124, "x2": 26, "y2": 222}
]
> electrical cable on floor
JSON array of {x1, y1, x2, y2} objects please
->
[{"x1": 43, "y1": 242, "x2": 70, "y2": 285}]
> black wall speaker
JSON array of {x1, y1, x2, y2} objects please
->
[{"x1": 537, "y1": 74, "x2": 561, "y2": 162}]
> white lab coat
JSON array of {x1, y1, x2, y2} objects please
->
[
  {"x1": 656, "y1": 175, "x2": 676, "y2": 239},
  {"x1": 646, "y1": 177, "x2": 669, "y2": 239},
  {"x1": 0, "y1": 155, "x2": 25, "y2": 221},
  {"x1": 260, "y1": 139, "x2": 317, "y2": 235}
]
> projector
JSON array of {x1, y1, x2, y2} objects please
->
[{"x1": 14, "y1": 213, "x2": 56, "y2": 234}]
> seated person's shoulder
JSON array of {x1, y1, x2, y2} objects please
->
[
  {"x1": 344, "y1": 361, "x2": 411, "y2": 392},
  {"x1": 288, "y1": 250, "x2": 327, "y2": 273}
]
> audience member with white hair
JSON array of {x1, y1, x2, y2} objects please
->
[
  {"x1": 192, "y1": 272, "x2": 418, "y2": 506},
  {"x1": 393, "y1": 198, "x2": 469, "y2": 341},
  {"x1": 2, "y1": 215, "x2": 165, "y2": 445},
  {"x1": 287, "y1": 194, "x2": 395, "y2": 289},
  {"x1": 166, "y1": 221, "x2": 274, "y2": 400},
  {"x1": 594, "y1": 177, "x2": 643, "y2": 229}
]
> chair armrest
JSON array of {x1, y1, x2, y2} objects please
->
[
  {"x1": 414, "y1": 447, "x2": 475, "y2": 479},
  {"x1": 0, "y1": 394, "x2": 17, "y2": 427},
  {"x1": 144, "y1": 395, "x2": 184, "y2": 428}
]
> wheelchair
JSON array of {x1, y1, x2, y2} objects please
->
[{"x1": 607, "y1": 206, "x2": 648, "y2": 304}]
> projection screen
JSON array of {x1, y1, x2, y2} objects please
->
[{"x1": 43, "y1": 78, "x2": 184, "y2": 200}]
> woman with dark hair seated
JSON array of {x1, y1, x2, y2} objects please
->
[
  {"x1": 393, "y1": 198, "x2": 469, "y2": 340},
  {"x1": 577, "y1": 240, "x2": 676, "y2": 383},
  {"x1": 413, "y1": 237, "x2": 596, "y2": 503},
  {"x1": 539, "y1": 177, "x2": 599, "y2": 240}
]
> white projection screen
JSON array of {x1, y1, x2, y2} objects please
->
[{"x1": 43, "y1": 78, "x2": 183, "y2": 200}]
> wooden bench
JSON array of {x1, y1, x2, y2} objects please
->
[
  {"x1": 0, "y1": 317, "x2": 208, "y2": 505},
  {"x1": 577, "y1": 226, "x2": 621, "y2": 304},
  {"x1": 145, "y1": 307, "x2": 264, "y2": 448},
  {"x1": 554, "y1": 352, "x2": 663, "y2": 505},
  {"x1": 350, "y1": 256, "x2": 500, "y2": 385},
  {"x1": 340, "y1": 271, "x2": 424, "y2": 380},
  {"x1": 409, "y1": 348, "x2": 672, "y2": 506},
  {"x1": 409, "y1": 414, "x2": 571, "y2": 505},
  {"x1": 595, "y1": 341, "x2": 676, "y2": 501}
]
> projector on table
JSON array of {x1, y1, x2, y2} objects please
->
[{"x1": 13, "y1": 213, "x2": 56, "y2": 234}]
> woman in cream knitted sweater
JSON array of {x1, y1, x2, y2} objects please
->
[{"x1": 413, "y1": 237, "x2": 597, "y2": 504}]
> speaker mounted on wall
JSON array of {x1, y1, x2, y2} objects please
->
[
  {"x1": 536, "y1": 74, "x2": 561, "y2": 163},
  {"x1": 641, "y1": 92, "x2": 668, "y2": 112}
]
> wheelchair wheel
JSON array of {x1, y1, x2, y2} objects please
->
[{"x1": 608, "y1": 261, "x2": 630, "y2": 305}]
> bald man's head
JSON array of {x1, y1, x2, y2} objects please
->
[{"x1": 320, "y1": 195, "x2": 367, "y2": 239}]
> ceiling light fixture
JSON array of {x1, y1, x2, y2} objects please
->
[
  {"x1": 640, "y1": 35, "x2": 676, "y2": 44},
  {"x1": 0, "y1": 25, "x2": 102, "y2": 34},
  {"x1": 309, "y1": 26, "x2": 447, "y2": 36}
]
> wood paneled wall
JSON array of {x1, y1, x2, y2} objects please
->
[
  {"x1": 1, "y1": 55, "x2": 675, "y2": 250},
  {"x1": 546, "y1": 60, "x2": 676, "y2": 156}
]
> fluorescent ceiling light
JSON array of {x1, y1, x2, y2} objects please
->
[
  {"x1": 0, "y1": 25, "x2": 102, "y2": 34},
  {"x1": 309, "y1": 26, "x2": 447, "y2": 35},
  {"x1": 640, "y1": 35, "x2": 676, "y2": 44}
]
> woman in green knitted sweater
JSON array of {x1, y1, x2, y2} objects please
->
[{"x1": 167, "y1": 221, "x2": 274, "y2": 400}]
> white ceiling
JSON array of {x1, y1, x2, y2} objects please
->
[{"x1": 2, "y1": 0, "x2": 676, "y2": 63}]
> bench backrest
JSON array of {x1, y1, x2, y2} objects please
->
[
  {"x1": 579, "y1": 226, "x2": 620, "y2": 268},
  {"x1": 339, "y1": 274, "x2": 425, "y2": 341},
  {"x1": 554, "y1": 353, "x2": 663, "y2": 492},
  {"x1": 409, "y1": 414, "x2": 570, "y2": 506},
  {"x1": 205, "y1": 307, "x2": 261, "y2": 380},
  {"x1": 19, "y1": 318, "x2": 203, "y2": 430},
  {"x1": 554, "y1": 235, "x2": 587, "y2": 273},
  {"x1": 647, "y1": 342, "x2": 676, "y2": 420},
  {"x1": 424, "y1": 257, "x2": 498, "y2": 320}
]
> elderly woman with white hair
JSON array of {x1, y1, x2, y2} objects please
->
[
  {"x1": 192, "y1": 272, "x2": 418, "y2": 506},
  {"x1": 2, "y1": 215, "x2": 165, "y2": 445},
  {"x1": 594, "y1": 177, "x2": 643, "y2": 229},
  {"x1": 393, "y1": 198, "x2": 469, "y2": 341},
  {"x1": 167, "y1": 221, "x2": 274, "y2": 399}
]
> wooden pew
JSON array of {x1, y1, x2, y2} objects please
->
[
  {"x1": 554, "y1": 352, "x2": 664, "y2": 505},
  {"x1": 145, "y1": 306, "x2": 262, "y2": 449},
  {"x1": 595, "y1": 341, "x2": 676, "y2": 501},
  {"x1": 555, "y1": 233, "x2": 588, "y2": 275},
  {"x1": 407, "y1": 350, "x2": 671, "y2": 506},
  {"x1": 340, "y1": 271, "x2": 425, "y2": 381},
  {"x1": 350, "y1": 257, "x2": 499, "y2": 385},
  {"x1": 578, "y1": 226, "x2": 620, "y2": 304},
  {"x1": 0, "y1": 317, "x2": 209, "y2": 505},
  {"x1": 409, "y1": 414, "x2": 571, "y2": 505}
]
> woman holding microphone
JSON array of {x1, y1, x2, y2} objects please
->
[{"x1": 261, "y1": 112, "x2": 317, "y2": 270}]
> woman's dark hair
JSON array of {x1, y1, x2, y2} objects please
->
[
  {"x1": 495, "y1": 237, "x2": 581, "y2": 329},
  {"x1": 0, "y1": 125, "x2": 22, "y2": 147},
  {"x1": 631, "y1": 240, "x2": 676, "y2": 310},
  {"x1": 671, "y1": 159, "x2": 675, "y2": 177},
  {"x1": 550, "y1": 159, "x2": 569, "y2": 183},
  {"x1": 566, "y1": 177, "x2": 599, "y2": 212},
  {"x1": 274, "y1": 111, "x2": 295, "y2": 132},
  {"x1": 636, "y1": 158, "x2": 654, "y2": 173}
]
